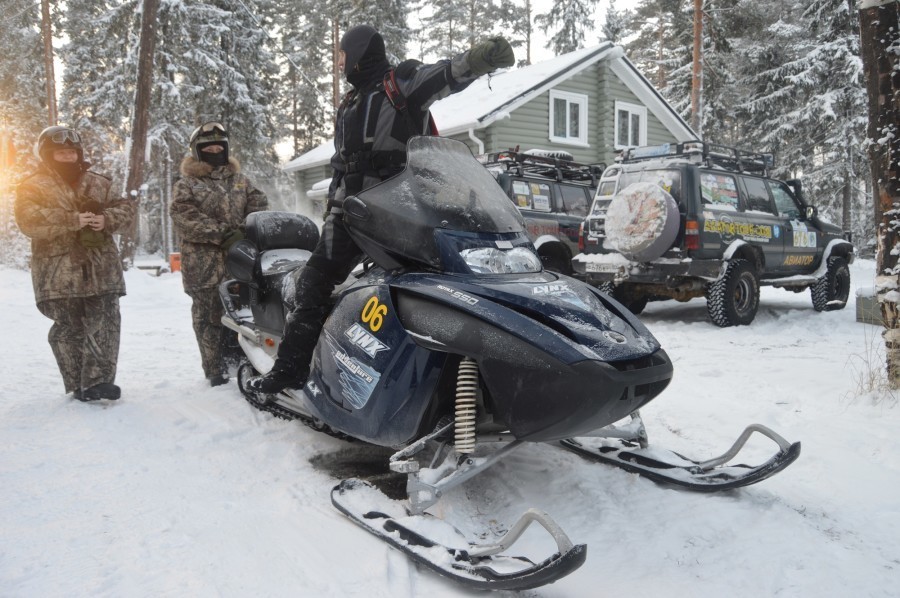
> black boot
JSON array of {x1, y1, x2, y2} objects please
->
[
  {"x1": 79, "y1": 383, "x2": 121, "y2": 401},
  {"x1": 247, "y1": 368, "x2": 306, "y2": 393},
  {"x1": 208, "y1": 374, "x2": 229, "y2": 387}
]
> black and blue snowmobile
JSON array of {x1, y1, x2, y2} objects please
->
[{"x1": 219, "y1": 136, "x2": 800, "y2": 591}]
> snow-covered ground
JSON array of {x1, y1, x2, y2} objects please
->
[{"x1": 1, "y1": 258, "x2": 897, "y2": 597}]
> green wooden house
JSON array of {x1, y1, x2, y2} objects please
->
[{"x1": 282, "y1": 43, "x2": 696, "y2": 216}]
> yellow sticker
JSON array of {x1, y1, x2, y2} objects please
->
[{"x1": 361, "y1": 296, "x2": 388, "y2": 332}]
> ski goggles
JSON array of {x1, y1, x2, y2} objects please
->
[
  {"x1": 191, "y1": 122, "x2": 228, "y2": 142},
  {"x1": 49, "y1": 129, "x2": 81, "y2": 145}
]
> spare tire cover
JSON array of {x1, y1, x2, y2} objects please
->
[{"x1": 603, "y1": 182, "x2": 679, "y2": 262}]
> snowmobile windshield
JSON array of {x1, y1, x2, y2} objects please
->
[{"x1": 345, "y1": 136, "x2": 530, "y2": 271}]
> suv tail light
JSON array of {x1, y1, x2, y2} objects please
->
[
  {"x1": 578, "y1": 222, "x2": 585, "y2": 252},
  {"x1": 685, "y1": 219, "x2": 700, "y2": 251}
]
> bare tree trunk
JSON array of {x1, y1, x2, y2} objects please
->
[
  {"x1": 120, "y1": 0, "x2": 160, "y2": 266},
  {"x1": 859, "y1": 0, "x2": 900, "y2": 387},
  {"x1": 690, "y1": 0, "x2": 703, "y2": 135},
  {"x1": 40, "y1": 0, "x2": 56, "y2": 126},
  {"x1": 333, "y1": 19, "x2": 341, "y2": 113}
]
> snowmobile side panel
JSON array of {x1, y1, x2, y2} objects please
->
[
  {"x1": 331, "y1": 479, "x2": 586, "y2": 591},
  {"x1": 301, "y1": 282, "x2": 451, "y2": 447}
]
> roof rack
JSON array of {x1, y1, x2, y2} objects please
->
[
  {"x1": 619, "y1": 140, "x2": 775, "y2": 176},
  {"x1": 480, "y1": 147, "x2": 606, "y2": 185}
]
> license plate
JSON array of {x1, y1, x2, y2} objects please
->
[{"x1": 585, "y1": 262, "x2": 621, "y2": 273}]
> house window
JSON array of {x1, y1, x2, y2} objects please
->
[
  {"x1": 549, "y1": 90, "x2": 588, "y2": 146},
  {"x1": 614, "y1": 101, "x2": 647, "y2": 149}
]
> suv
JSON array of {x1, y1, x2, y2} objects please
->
[
  {"x1": 574, "y1": 141, "x2": 855, "y2": 326},
  {"x1": 482, "y1": 149, "x2": 602, "y2": 275}
]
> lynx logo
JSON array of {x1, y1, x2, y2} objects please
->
[
  {"x1": 344, "y1": 323, "x2": 389, "y2": 358},
  {"x1": 306, "y1": 381, "x2": 322, "y2": 397},
  {"x1": 532, "y1": 283, "x2": 571, "y2": 296}
]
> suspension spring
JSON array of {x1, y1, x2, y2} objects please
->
[{"x1": 454, "y1": 357, "x2": 479, "y2": 454}]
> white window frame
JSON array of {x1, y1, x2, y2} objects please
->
[
  {"x1": 548, "y1": 89, "x2": 589, "y2": 146},
  {"x1": 614, "y1": 100, "x2": 648, "y2": 149}
]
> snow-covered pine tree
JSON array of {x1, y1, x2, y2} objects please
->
[
  {"x1": 59, "y1": 0, "x2": 283, "y2": 253},
  {"x1": 272, "y1": 1, "x2": 332, "y2": 158},
  {"x1": 600, "y1": 0, "x2": 632, "y2": 44},
  {"x1": 535, "y1": 0, "x2": 599, "y2": 55},
  {"x1": 0, "y1": 0, "x2": 47, "y2": 267},
  {"x1": 738, "y1": 0, "x2": 868, "y2": 243}
]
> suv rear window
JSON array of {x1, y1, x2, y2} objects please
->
[
  {"x1": 511, "y1": 179, "x2": 552, "y2": 212},
  {"x1": 616, "y1": 168, "x2": 683, "y2": 209}
]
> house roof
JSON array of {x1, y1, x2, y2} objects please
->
[{"x1": 283, "y1": 43, "x2": 696, "y2": 173}]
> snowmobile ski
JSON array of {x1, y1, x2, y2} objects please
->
[
  {"x1": 331, "y1": 478, "x2": 586, "y2": 591},
  {"x1": 561, "y1": 422, "x2": 801, "y2": 492}
]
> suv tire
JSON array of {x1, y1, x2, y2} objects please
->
[
  {"x1": 598, "y1": 282, "x2": 649, "y2": 315},
  {"x1": 604, "y1": 182, "x2": 679, "y2": 262},
  {"x1": 705, "y1": 259, "x2": 760, "y2": 327},
  {"x1": 810, "y1": 256, "x2": 851, "y2": 312}
]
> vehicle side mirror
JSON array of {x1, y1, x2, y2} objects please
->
[{"x1": 805, "y1": 205, "x2": 818, "y2": 220}]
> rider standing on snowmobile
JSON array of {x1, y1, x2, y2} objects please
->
[
  {"x1": 15, "y1": 126, "x2": 136, "y2": 402},
  {"x1": 248, "y1": 25, "x2": 515, "y2": 393},
  {"x1": 170, "y1": 122, "x2": 268, "y2": 387}
]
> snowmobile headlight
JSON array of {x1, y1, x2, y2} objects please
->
[{"x1": 460, "y1": 247, "x2": 542, "y2": 274}]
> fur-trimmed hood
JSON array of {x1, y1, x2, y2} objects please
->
[{"x1": 180, "y1": 155, "x2": 241, "y2": 178}]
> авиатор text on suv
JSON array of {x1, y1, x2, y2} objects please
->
[{"x1": 573, "y1": 141, "x2": 855, "y2": 327}]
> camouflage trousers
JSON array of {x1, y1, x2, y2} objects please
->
[
  {"x1": 186, "y1": 287, "x2": 233, "y2": 379},
  {"x1": 37, "y1": 294, "x2": 121, "y2": 394}
]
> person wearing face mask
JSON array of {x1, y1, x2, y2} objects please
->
[
  {"x1": 247, "y1": 25, "x2": 515, "y2": 394},
  {"x1": 15, "y1": 125, "x2": 136, "y2": 402},
  {"x1": 170, "y1": 122, "x2": 268, "y2": 387}
]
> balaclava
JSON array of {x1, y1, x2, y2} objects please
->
[
  {"x1": 189, "y1": 122, "x2": 230, "y2": 168},
  {"x1": 340, "y1": 25, "x2": 390, "y2": 89},
  {"x1": 37, "y1": 126, "x2": 86, "y2": 186}
]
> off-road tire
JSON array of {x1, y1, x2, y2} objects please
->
[
  {"x1": 810, "y1": 256, "x2": 851, "y2": 312},
  {"x1": 597, "y1": 282, "x2": 648, "y2": 315},
  {"x1": 705, "y1": 259, "x2": 760, "y2": 327}
]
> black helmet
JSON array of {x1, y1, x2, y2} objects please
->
[
  {"x1": 189, "y1": 121, "x2": 229, "y2": 161},
  {"x1": 36, "y1": 125, "x2": 83, "y2": 164}
]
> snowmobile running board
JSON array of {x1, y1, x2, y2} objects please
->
[
  {"x1": 561, "y1": 420, "x2": 801, "y2": 492},
  {"x1": 331, "y1": 478, "x2": 587, "y2": 591}
]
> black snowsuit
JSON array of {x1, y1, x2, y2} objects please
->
[{"x1": 268, "y1": 44, "x2": 486, "y2": 383}]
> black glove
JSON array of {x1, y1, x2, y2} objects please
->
[
  {"x1": 79, "y1": 229, "x2": 107, "y2": 249},
  {"x1": 468, "y1": 37, "x2": 515, "y2": 76},
  {"x1": 222, "y1": 229, "x2": 245, "y2": 250}
]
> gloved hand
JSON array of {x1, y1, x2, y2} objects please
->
[
  {"x1": 222, "y1": 229, "x2": 245, "y2": 250},
  {"x1": 468, "y1": 37, "x2": 515, "y2": 76},
  {"x1": 79, "y1": 229, "x2": 107, "y2": 249}
]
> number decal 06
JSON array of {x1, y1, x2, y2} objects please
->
[{"x1": 361, "y1": 296, "x2": 388, "y2": 332}]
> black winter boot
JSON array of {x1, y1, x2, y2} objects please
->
[
  {"x1": 208, "y1": 374, "x2": 229, "y2": 387},
  {"x1": 247, "y1": 368, "x2": 307, "y2": 394},
  {"x1": 79, "y1": 383, "x2": 121, "y2": 401}
]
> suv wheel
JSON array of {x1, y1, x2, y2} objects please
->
[
  {"x1": 705, "y1": 259, "x2": 760, "y2": 327},
  {"x1": 810, "y1": 256, "x2": 851, "y2": 312},
  {"x1": 539, "y1": 245, "x2": 573, "y2": 275},
  {"x1": 598, "y1": 282, "x2": 649, "y2": 315}
]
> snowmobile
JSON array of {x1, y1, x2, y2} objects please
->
[{"x1": 219, "y1": 136, "x2": 800, "y2": 591}]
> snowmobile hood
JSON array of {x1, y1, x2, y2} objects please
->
[
  {"x1": 343, "y1": 136, "x2": 528, "y2": 271},
  {"x1": 392, "y1": 271, "x2": 660, "y2": 364}
]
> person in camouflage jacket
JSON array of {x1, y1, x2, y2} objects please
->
[
  {"x1": 170, "y1": 122, "x2": 268, "y2": 386},
  {"x1": 15, "y1": 126, "x2": 136, "y2": 402}
]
